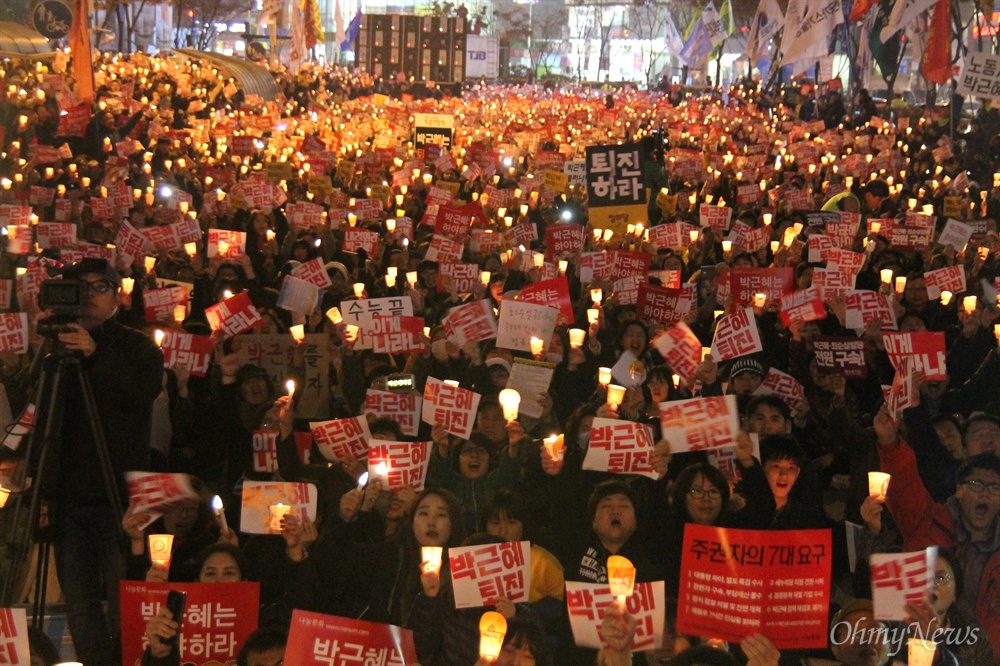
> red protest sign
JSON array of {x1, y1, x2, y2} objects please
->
[
  {"x1": 517, "y1": 276, "x2": 574, "y2": 326},
  {"x1": 636, "y1": 284, "x2": 696, "y2": 326},
  {"x1": 207, "y1": 229, "x2": 246, "y2": 259},
  {"x1": 425, "y1": 236, "x2": 463, "y2": 263},
  {"x1": 437, "y1": 262, "x2": 480, "y2": 294},
  {"x1": 711, "y1": 307, "x2": 763, "y2": 361},
  {"x1": 651, "y1": 322, "x2": 702, "y2": 385},
  {"x1": 728, "y1": 268, "x2": 794, "y2": 306},
  {"x1": 125, "y1": 472, "x2": 199, "y2": 516},
  {"x1": 58, "y1": 104, "x2": 91, "y2": 136},
  {"x1": 582, "y1": 418, "x2": 658, "y2": 479},
  {"x1": 0, "y1": 314, "x2": 28, "y2": 354},
  {"x1": 813, "y1": 336, "x2": 867, "y2": 378},
  {"x1": 252, "y1": 429, "x2": 278, "y2": 473},
  {"x1": 887, "y1": 355, "x2": 919, "y2": 420},
  {"x1": 779, "y1": 287, "x2": 827, "y2": 326},
  {"x1": 442, "y1": 299, "x2": 497, "y2": 345},
  {"x1": 367, "y1": 439, "x2": 433, "y2": 492},
  {"x1": 449, "y1": 540, "x2": 530, "y2": 608},
  {"x1": 422, "y1": 377, "x2": 481, "y2": 439},
  {"x1": 310, "y1": 416, "x2": 371, "y2": 462},
  {"x1": 114, "y1": 220, "x2": 150, "y2": 263},
  {"x1": 883, "y1": 332, "x2": 947, "y2": 381},
  {"x1": 205, "y1": 291, "x2": 262, "y2": 338},
  {"x1": 659, "y1": 395, "x2": 740, "y2": 453},
  {"x1": 284, "y1": 610, "x2": 417, "y2": 666},
  {"x1": 143, "y1": 286, "x2": 188, "y2": 323},
  {"x1": 580, "y1": 252, "x2": 611, "y2": 282},
  {"x1": 435, "y1": 205, "x2": 471, "y2": 242},
  {"x1": 607, "y1": 249, "x2": 651, "y2": 283},
  {"x1": 545, "y1": 222, "x2": 586, "y2": 259},
  {"x1": 677, "y1": 524, "x2": 831, "y2": 649},
  {"x1": 342, "y1": 227, "x2": 381, "y2": 255},
  {"x1": 120, "y1": 581, "x2": 259, "y2": 666},
  {"x1": 364, "y1": 389, "x2": 422, "y2": 437},
  {"x1": 160, "y1": 330, "x2": 213, "y2": 377},
  {"x1": 369, "y1": 315, "x2": 427, "y2": 355}
]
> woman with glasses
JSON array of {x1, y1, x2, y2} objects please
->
[{"x1": 660, "y1": 463, "x2": 733, "y2": 599}]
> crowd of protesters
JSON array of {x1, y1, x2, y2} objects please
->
[{"x1": 1, "y1": 49, "x2": 1000, "y2": 666}]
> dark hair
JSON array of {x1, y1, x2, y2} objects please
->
[
  {"x1": 746, "y1": 395, "x2": 791, "y2": 422},
  {"x1": 930, "y1": 413, "x2": 962, "y2": 433},
  {"x1": 937, "y1": 548, "x2": 964, "y2": 601},
  {"x1": 956, "y1": 452, "x2": 1000, "y2": 484},
  {"x1": 484, "y1": 488, "x2": 537, "y2": 540},
  {"x1": 863, "y1": 180, "x2": 890, "y2": 198},
  {"x1": 759, "y1": 435, "x2": 805, "y2": 467},
  {"x1": 369, "y1": 417, "x2": 404, "y2": 441},
  {"x1": 236, "y1": 627, "x2": 288, "y2": 666},
  {"x1": 462, "y1": 532, "x2": 505, "y2": 547},
  {"x1": 502, "y1": 613, "x2": 552, "y2": 666},
  {"x1": 587, "y1": 480, "x2": 638, "y2": 522},
  {"x1": 962, "y1": 413, "x2": 1000, "y2": 441},
  {"x1": 672, "y1": 463, "x2": 730, "y2": 522},
  {"x1": 407, "y1": 488, "x2": 466, "y2": 550},
  {"x1": 619, "y1": 320, "x2": 649, "y2": 353},
  {"x1": 196, "y1": 543, "x2": 246, "y2": 581},
  {"x1": 671, "y1": 645, "x2": 738, "y2": 666}
]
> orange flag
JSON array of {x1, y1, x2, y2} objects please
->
[
  {"x1": 849, "y1": 0, "x2": 880, "y2": 22},
  {"x1": 70, "y1": 0, "x2": 94, "y2": 104},
  {"x1": 922, "y1": 0, "x2": 952, "y2": 84}
]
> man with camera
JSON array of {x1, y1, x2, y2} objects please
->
[{"x1": 39, "y1": 258, "x2": 163, "y2": 666}]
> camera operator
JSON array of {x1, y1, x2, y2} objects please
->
[{"x1": 40, "y1": 258, "x2": 164, "y2": 666}]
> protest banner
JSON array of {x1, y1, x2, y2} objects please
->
[
  {"x1": 283, "y1": 609, "x2": 417, "y2": 666},
  {"x1": 340, "y1": 297, "x2": 414, "y2": 350},
  {"x1": 205, "y1": 291, "x2": 262, "y2": 338},
  {"x1": 585, "y1": 143, "x2": 648, "y2": 235},
  {"x1": 120, "y1": 581, "x2": 259, "y2": 666},
  {"x1": 582, "y1": 418, "x2": 658, "y2": 479},
  {"x1": 754, "y1": 368, "x2": 806, "y2": 410},
  {"x1": 364, "y1": 390, "x2": 422, "y2": 437},
  {"x1": 291, "y1": 257, "x2": 334, "y2": 289},
  {"x1": 779, "y1": 288, "x2": 826, "y2": 326},
  {"x1": 160, "y1": 330, "x2": 213, "y2": 376},
  {"x1": 728, "y1": 268, "x2": 794, "y2": 306},
  {"x1": 370, "y1": 315, "x2": 426, "y2": 355},
  {"x1": 923, "y1": 264, "x2": 966, "y2": 300},
  {"x1": 844, "y1": 290, "x2": 897, "y2": 330},
  {"x1": 517, "y1": 276, "x2": 574, "y2": 326},
  {"x1": 442, "y1": 299, "x2": 497, "y2": 345},
  {"x1": 566, "y1": 581, "x2": 665, "y2": 651},
  {"x1": 252, "y1": 429, "x2": 278, "y2": 473},
  {"x1": 676, "y1": 524, "x2": 832, "y2": 649},
  {"x1": 449, "y1": 540, "x2": 531, "y2": 608},
  {"x1": 711, "y1": 307, "x2": 763, "y2": 361},
  {"x1": 496, "y1": 299, "x2": 559, "y2": 353},
  {"x1": 659, "y1": 395, "x2": 740, "y2": 453},
  {"x1": 422, "y1": 377, "x2": 481, "y2": 439},
  {"x1": 505, "y1": 358, "x2": 555, "y2": 420},
  {"x1": 143, "y1": 286, "x2": 188, "y2": 323},
  {"x1": 207, "y1": 229, "x2": 247, "y2": 258},
  {"x1": 310, "y1": 416, "x2": 372, "y2": 462},
  {"x1": 125, "y1": 472, "x2": 199, "y2": 523},
  {"x1": 871, "y1": 548, "x2": 937, "y2": 621},
  {"x1": 882, "y1": 332, "x2": 947, "y2": 381},
  {"x1": 0, "y1": 314, "x2": 28, "y2": 354},
  {"x1": 240, "y1": 481, "x2": 317, "y2": 535},
  {"x1": 0, "y1": 608, "x2": 28, "y2": 665},
  {"x1": 650, "y1": 322, "x2": 702, "y2": 385},
  {"x1": 636, "y1": 284, "x2": 696, "y2": 326},
  {"x1": 366, "y1": 440, "x2": 433, "y2": 492},
  {"x1": 813, "y1": 336, "x2": 867, "y2": 378}
]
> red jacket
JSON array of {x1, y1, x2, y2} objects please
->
[{"x1": 881, "y1": 438, "x2": 1000, "y2": 664}]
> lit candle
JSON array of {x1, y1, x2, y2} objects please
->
[
  {"x1": 529, "y1": 337, "x2": 544, "y2": 356},
  {"x1": 148, "y1": 534, "x2": 174, "y2": 566},
  {"x1": 144, "y1": 256, "x2": 156, "y2": 272},
  {"x1": 406, "y1": 271, "x2": 418, "y2": 288},
  {"x1": 763, "y1": 213, "x2": 772, "y2": 226},
  {"x1": 289, "y1": 325, "x2": 305, "y2": 342},
  {"x1": 753, "y1": 293, "x2": 767, "y2": 308},
  {"x1": 498, "y1": 388, "x2": 521, "y2": 421},
  {"x1": 908, "y1": 639, "x2": 937, "y2": 666},
  {"x1": 421, "y1": 546, "x2": 443, "y2": 574},
  {"x1": 217, "y1": 240, "x2": 230, "y2": 256},
  {"x1": 865, "y1": 471, "x2": 891, "y2": 502},
  {"x1": 479, "y1": 611, "x2": 508, "y2": 660},
  {"x1": 558, "y1": 260, "x2": 568, "y2": 274},
  {"x1": 543, "y1": 434, "x2": 565, "y2": 461},
  {"x1": 689, "y1": 229, "x2": 699, "y2": 243},
  {"x1": 344, "y1": 324, "x2": 360, "y2": 343},
  {"x1": 211, "y1": 495, "x2": 228, "y2": 533},
  {"x1": 568, "y1": 329, "x2": 586, "y2": 348},
  {"x1": 606, "y1": 385, "x2": 627, "y2": 410},
  {"x1": 173, "y1": 305, "x2": 186, "y2": 323},
  {"x1": 286, "y1": 379, "x2": 296, "y2": 399},
  {"x1": 587, "y1": 308, "x2": 600, "y2": 325},
  {"x1": 268, "y1": 503, "x2": 291, "y2": 532},
  {"x1": 880, "y1": 269, "x2": 893, "y2": 284},
  {"x1": 480, "y1": 271, "x2": 491, "y2": 287},
  {"x1": 598, "y1": 367, "x2": 612, "y2": 388},
  {"x1": 591, "y1": 289, "x2": 603, "y2": 305},
  {"x1": 184, "y1": 242, "x2": 197, "y2": 256},
  {"x1": 607, "y1": 555, "x2": 636, "y2": 609},
  {"x1": 770, "y1": 240, "x2": 779, "y2": 253},
  {"x1": 722, "y1": 240, "x2": 732, "y2": 253},
  {"x1": 895, "y1": 276, "x2": 906, "y2": 294},
  {"x1": 0, "y1": 485, "x2": 10, "y2": 508},
  {"x1": 121, "y1": 277, "x2": 134, "y2": 295},
  {"x1": 940, "y1": 291, "x2": 953, "y2": 306},
  {"x1": 533, "y1": 253, "x2": 544, "y2": 269},
  {"x1": 963, "y1": 295, "x2": 978, "y2": 313},
  {"x1": 153, "y1": 329, "x2": 165, "y2": 347},
  {"x1": 353, "y1": 283, "x2": 365, "y2": 299}
]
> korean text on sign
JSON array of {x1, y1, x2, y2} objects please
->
[
  {"x1": 585, "y1": 144, "x2": 646, "y2": 206},
  {"x1": 870, "y1": 548, "x2": 936, "y2": 621},
  {"x1": 582, "y1": 418, "x2": 658, "y2": 480},
  {"x1": 659, "y1": 395, "x2": 740, "y2": 453},
  {"x1": 283, "y1": 609, "x2": 416, "y2": 666},
  {"x1": 676, "y1": 524, "x2": 832, "y2": 649},
  {"x1": 367, "y1": 440, "x2": 433, "y2": 492},
  {"x1": 422, "y1": 377, "x2": 481, "y2": 440},
  {"x1": 449, "y1": 540, "x2": 531, "y2": 608},
  {"x1": 566, "y1": 581, "x2": 665, "y2": 651}
]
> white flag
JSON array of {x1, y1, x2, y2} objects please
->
[
  {"x1": 744, "y1": 0, "x2": 785, "y2": 60},
  {"x1": 701, "y1": 3, "x2": 728, "y2": 47},
  {"x1": 664, "y1": 13, "x2": 686, "y2": 57},
  {"x1": 780, "y1": 0, "x2": 843, "y2": 68},
  {"x1": 879, "y1": 0, "x2": 937, "y2": 43}
]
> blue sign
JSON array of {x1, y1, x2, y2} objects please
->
[{"x1": 31, "y1": 0, "x2": 73, "y2": 39}]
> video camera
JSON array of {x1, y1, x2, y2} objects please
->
[{"x1": 36, "y1": 279, "x2": 84, "y2": 337}]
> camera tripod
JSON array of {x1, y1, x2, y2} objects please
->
[{"x1": 1, "y1": 339, "x2": 124, "y2": 628}]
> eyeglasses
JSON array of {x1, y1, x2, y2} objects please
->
[
  {"x1": 81, "y1": 279, "x2": 114, "y2": 294},
  {"x1": 688, "y1": 487, "x2": 722, "y2": 499},
  {"x1": 961, "y1": 479, "x2": 1000, "y2": 496},
  {"x1": 934, "y1": 573, "x2": 953, "y2": 586}
]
